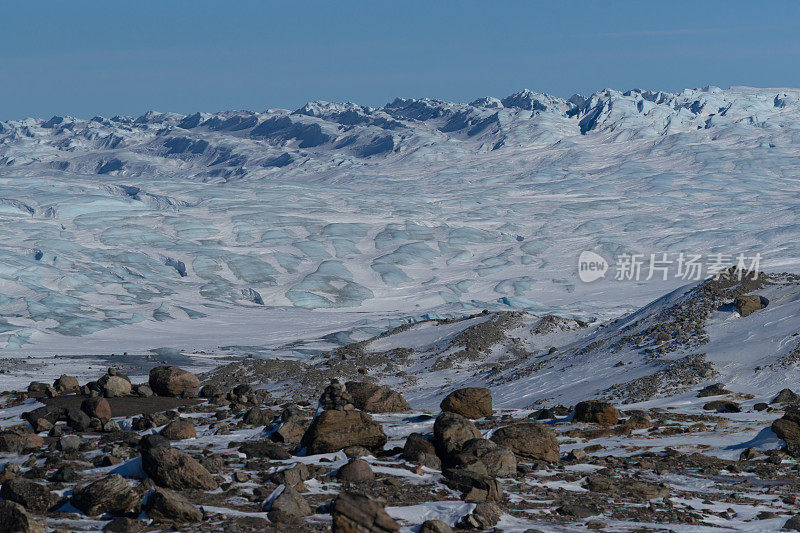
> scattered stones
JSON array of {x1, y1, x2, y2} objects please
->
[
  {"x1": 265, "y1": 485, "x2": 312, "y2": 524},
  {"x1": 440, "y1": 387, "x2": 492, "y2": 419},
  {"x1": 331, "y1": 492, "x2": 400, "y2": 532},
  {"x1": 301, "y1": 409, "x2": 387, "y2": 454},
  {"x1": 490, "y1": 422, "x2": 559, "y2": 462},
  {"x1": 573, "y1": 400, "x2": 619, "y2": 425},
  {"x1": 142, "y1": 446, "x2": 218, "y2": 490},
  {"x1": 148, "y1": 366, "x2": 201, "y2": 397},
  {"x1": 337, "y1": 458, "x2": 375, "y2": 482},
  {"x1": 70, "y1": 474, "x2": 140, "y2": 516},
  {"x1": 143, "y1": 487, "x2": 203, "y2": 524},
  {"x1": 433, "y1": 412, "x2": 482, "y2": 457},
  {"x1": 160, "y1": 419, "x2": 197, "y2": 440},
  {"x1": 345, "y1": 381, "x2": 410, "y2": 413}
]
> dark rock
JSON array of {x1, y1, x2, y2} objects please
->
[
  {"x1": 51, "y1": 465, "x2": 79, "y2": 483},
  {"x1": 442, "y1": 468, "x2": 502, "y2": 501},
  {"x1": 301, "y1": 409, "x2": 387, "y2": 454},
  {"x1": 457, "y1": 501, "x2": 501, "y2": 529},
  {"x1": 102, "y1": 517, "x2": 146, "y2": 532},
  {"x1": 81, "y1": 396, "x2": 112, "y2": 421},
  {"x1": 270, "y1": 463, "x2": 310, "y2": 487},
  {"x1": 490, "y1": 422, "x2": 559, "y2": 462},
  {"x1": 139, "y1": 433, "x2": 170, "y2": 451},
  {"x1": 133, "y1": 384, "x2": 153, "y2": 398},
  {"x1": 0, "y1": 430, "x2": 43, "y2": 453},
  {"x1": 735, "y1": 294, "x2": 766, "y2": 317},
  {"x1": 160, "y1": 419, "x2": 196, "y2": 440},
  {"x1": 54, "y1": 375, "x2": 80, "y2": 394},
  {"x1": 697, "y1": 383, "x2": 731, "y2": 397},
  {"x1": 345, "y1": 381, "x2": 411, "y2": 413},
  {"x1": 58, "y1": 435, "x2": 81, "y2": 452},
  {"x1": 70, "y1": 474, "x2": 140, "y2": 516},
  {"x1": 271, "y1": 420, "x2": 306, "y2": 444},
  {"x1": 754, "y1": 402, "x2": 770, "y2": 411},
  {"x1": 785, "y1": 514, "x2": 800, "y2": 530},
  {"x1": 0, "y1": 478, "x2": 53, "y2": 513},
  {"x1": 143, "y1": 487, "x2": 203, "y2": 524},
  {"x1": 243, "y1": 407, "x2": 270, "y2": 426},
  {"x1": 265, "y1": 485, "x2": 312, "y2": 524},
  {"x1": 331, "y1": 492, "x2": 400, "y2": 532},
  {"x1": 440, "y1": 388, "x2": 492, "y2": 419},
  {"x1": 238, "y1": 440, "x2": 291, "y2": 460},
  {"x1": 142, "y1": 447, "x2": 218, "y2": 490},
  {"x1": 773, "y1": 388, "x2": 800, "y2": 405},
  {"x1": 433, "y1": 412, "x2": 482, "y2": 457},
  {"x1": 65, "y1": 408, "x2": 92, "y2": 432},
  {"x1": 0, "y1": 501, "x2": 44, "y2": 533},
  {"x1": 452, "y1": 438, "x2": 516, "y2": 477},
  {"x1": 557, "y1": 503, "x2": 596, "y2": 519},
  {"x1": 703, "y1": 400, "x2": 741, "y2": 413},
  {"x1": 148, "y1": 366, "x2": 200, "y2": 397},
  {"x1": 319, "y1": 380, "x2": 355, "y2": 411},
  {"x1": 21, "y1": 405, "x2": 63, "y2": 428},
  {"x1": 420, "y1": 520, "x2": 453, "y2": 533},
  {"x1": 402, "y1": 433, "x2": 441, "y2": 469},
  {"x1": 573, "y1": 400, "x2": 619, "y2": 425},
  {"x1": 337, "y1": 458, "x2": 375, "y2": 482}
]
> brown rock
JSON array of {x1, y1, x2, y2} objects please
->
[
  {"x1": 402, "y1": 433, "x2": 441, "y2": 469},
  {"x1": 420, "y1": 520, "x2": 453, "y2": 533},
  {"x1": 265, "y1": 484, "x2": 312, "y2": 524},
  {"x1": 457, "y1": 501, "x2": 502, "y2": 529},
  {"x1": 70, "y1": 474, "x2": 139, "y2": 516},
  {"x1": 331, "y1": 492, "x2": 400, "y2": 532},
  {"x1": 440, "y1": 388, "x2": 492, "y2": 419},
  {"x1": 53, "y1": 375, "x2": 80, "y2": 394},
  {"x1": 99, "y1": 375, "x2": 132, "y2": 398},
  {"x1": 301, "y1": 410, "x2": 387, "y2": 454},
  {"x1": 490, "y1": 422, "x2": 559, "y2": 462},
  {"x1": 452, "y1": 438, "x2": 516, "y2": 477},
  {"x1": 160, "y1": 419, "x2": 197, "y2": 440},
  {"x1": 148, "y1": 366, "x2": 200, "y2": 397},
  {"x1": 320, "y1": 380, "x2": 355, "y2": 411},
  {"x1": 433, "y1": 412, "x2": 482, "y2": 457},
  {"x1": 345, "y1": 382, "x2": 411, "y2": 413},
  {"x1": 0, "y1": 501, "x2": 44, "y2": 533},
  {"x1": 271, "y1": 420, "x2": 306, "y2": 444},
  {"x1": 337, "y1": 458, "x2": 375, "y2": 482},
  {"x1": 143, "y1": 487, "x2": 202, "y2": 524},
  {"x1": 81, "y1": 396, "x2": 112, "y2": 421},
  {"x1": 735, "y1": 294, "x2": 766, "y2": 317},
  {"x1": 0, "y1": 478, "x2": 53, "y2": 513},
  {"x1": 142, "y1": 447, "x2": 218, "y2": 490},
  {"x1": 573, "y1": 400, "x2": 619, "y2": 425}
]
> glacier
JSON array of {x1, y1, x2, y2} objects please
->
[{"x1": 1, "y1": 85, "x2": 800, "y2": 360}]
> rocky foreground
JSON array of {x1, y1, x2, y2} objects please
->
[{"x1": 1, "y1": 362, "x2": 800, "y2": 532}]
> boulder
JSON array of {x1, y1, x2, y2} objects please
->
[
  {"x1": 148, "y1": 366, "x2": 200, "y2": 397},
  {"x1": 697, "y1": 383, "x2": 731, "y2": 397},
  {"x1": 133, "y1": 384, "x2": 154, "y2": 398},
  {"x1": 773, "y1": 388, "x2": 800, "y2": 405},
  {"x1": 490, "y1": 422, "x2": 559, "y2": 462},
  {"x1": 21, "y1": 405, "x2": 63, "y2": 428},
  {"x1": 735, "y1": 294, "x2": 766, "y2": 317},
  {"x1": 0, "y1": 478, "x2": 53, "y2": 513},
  {"x1": 337, "y1": 458, "x2": 375, "y2": 482},
  {"x1": 457, "y1": 501, "x2": 501, "y2": 529},
  {"x1": 345, "y1": 381, "x2": 410, "y2": 413},
  {"x1": 243, "y1": 407, "x2": 270, "y2": 426},
  {"x1": 54, "y1": 375, "x2": 80, "y2": 394},
  {"x1": 331, "y1": 492, "x2": 400, "y2": 532},
  {"x1": 442, "y1": 468, "x2": 502, "y2": 502},
  {"x1": 573, "y1": 400, "x2": 619, "y2": 425},
  {"x1": 433, "y1": 412, "x2": 482, "y2": 457},
  {"x1": 81, "y1": 396, "x2": 112, "y2": 421},
  {"x1": 142, "y1": 447, "x2": 218, "y2": 490},
  {"x1": 143, "y1": 487, "x2": 202, "y2": 524},
  {"x1": 452, "y1": 438, "x2": 516, "y2": 477},
  {"x1": 140, "y1": 433, "x2": 170, "y2": 451},
  {"x1": 238, "y1": 440, "x2": 292, "y2": 460},
  {"x1": 440, "y1": 388, "x2": 492, "y2": 419},
  {"x1": 160, "y1": 419, "x2": 196, "y2": 440},
  {"x1": 58, "y1": 435, "x2": 82, "y2": 452},
  {"x1": 270, "y1": 463, "x2": 311, "y2": 487},
  {"x1": 0, "y1": 430, "x2": 43, "y2": 453},
  {"x1": 785, "y1": 514, "x2": 800, "y2": 531},
  {"x1": 26, "y1": 382, "x2": 52, "y2": 398},
  {"x1": 271, "y1": 420, "x2": 306, "y2": 444},
  {"x1": 265, "y1": 485, "x2": 312, "y2": 524},
  {"x1": 70, "y1": 474, "x2": 139, "y2": 516},
  {"x1": 0, "y1": 501, "x2": 44, "y2": 533},
  {"x1": 102, "y1": 517, "x2": 146, "y2": 532},
  {"x1": 402, "y1": 433, "x2": 441, "y2": 469},
  {"x1": 99, "y1": 375, "x2": 132, "y2": 398},
  {"x1": 703, "y1": 400, "x2": 740, "y2": 413},
  {"x1": 420, "y1": 520, "x2": 454, "y2": 533},
  {"x1": 301, "y1": 409, "x2": 387, "y2": 454},
  {"x1": 772, "y1": 407, "x2": 800, "y2": 457},
  {"x1": 66, "y1": 408, "x2": 92, "y2": 432}
]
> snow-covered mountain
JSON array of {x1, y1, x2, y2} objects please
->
[{"x1": 1, "y1": 86, "x2": 800, "y2": 355}]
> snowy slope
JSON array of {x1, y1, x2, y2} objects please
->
[{"x1": 1, "y1": 86, "x2": 800, "y2": 356}]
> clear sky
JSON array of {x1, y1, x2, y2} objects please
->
[{"x1": 2, "y1": 1, "x2": 799, "y2": 120}]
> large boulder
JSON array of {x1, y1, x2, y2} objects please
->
[
  {"x1": 331, "y1": 492, "x2": 400, "y2": 532},
  {"x1": 99, "y1": 374, "x2": 131, "y2": 398},
  {"x1": 0, "y1": 478, "x2": 53, "y2": 513},
  {"x1": 735, "y1": 294, "x2": 766, "y2": 317},
  {"x1": 490, "y1": 422, "x2": 560, "y2": 462},
  {"x1": 148, "y1": 366, "x2": 200, "y2": 397},
  {"x1": 345, "y1": 381, "x2": 410, "y2": 413},
  {"x1": 452, "y1": 438, "x2": 516, "y2": 477},
  {"x1": 433, "y1": 412, "x2": 482, "y2": 457},
  {"x1": 70, "y1": 474, "x2": 139, "y2": 516},
  {"x1": 573, "y1": 400, "x2": 619, "y2": 425},
  {"x1": 301, "y1": 409, "x2": 387, "y2": 454},
  {"x1": 53, "y1": 375, "x2": 80, "y2": 394},
  {"x1": 0, "y1": 501, "x2": 44, "y2": 533},
  {"x1": 238, "y1": 440, "x2": 292, "y2": 460},
  {"x1": 81, "y1": 396, "x2": 112, "y2": 421},
  {"x1": 66, "y1": 408, "x2": 92, "y2": 432},
  {"x1": 402, "y1": 433, "x2": 441, "y2": 469},
  {"x1": 420, "y1": 520, "x2": 453, "y2": 533},
  {"x1": 143, "y1": 487, "x2": 203, "y2": 524},
  {"x1": 21, "y1": 405, "x2": 63, "y2": 428},
  {"x1": 0, "y1": 430, "x2": 43, "y2": 453},
  {"x1": 772, "y1": 407, "x2": 800, "y2": 457},
  {"x1": 160, "y1": 419, "x2": 197, "y2": 440},
  {"x1": 142, "y1": 447, "x2": 218, "y2": 490},
  {"x1": 457, "y1": 501, "x2": 502, "y2": 529},
  {"x1": 337, "y1": 458, "x2": 375, "y2": 482},
  {"x1": 265, "y1": 485, "x2": 312, "y2": 524},
  {"x1": 440, "y1": 388, "x2": 492, "y2": 419},
  {"x1": 442, "y1": 468, "x2": 503, "y2": 502}
]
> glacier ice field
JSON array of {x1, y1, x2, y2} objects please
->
[{"x1": 1, "y1": 85, "x2": 800, "y2": 356}]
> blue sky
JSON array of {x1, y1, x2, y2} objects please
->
[{"x1": 1, "y1": 1, "x2": 799, "y2": 120}]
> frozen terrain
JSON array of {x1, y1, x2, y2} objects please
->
[{"x1": 1, "y1": 85, "x2": 800, "y2": 372}]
